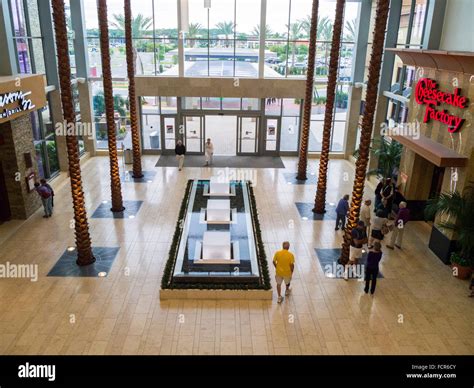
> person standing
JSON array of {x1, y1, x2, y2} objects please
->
[
  {"x1": 204, "y1": 138, "x2": 214, "y2": 166},
  {"x1": 335, "y1": 194, "x2": 350, "y2": 231},
  {"x1": 364, "y1": 242, "x2": 383, "y2": 294},
  {"x1": 175, "y1": 139, "x2": 186, "y2": 171},
  {"x1": 34, "y1": 182, "x2": 53, "y2": 218},
  {"x1": 360, "y1": 199, "x2": 372, "y2": 236},
  {"x1": 368, "y1": 209, "x2": 387, "y2": 248},
  {"x1": 381, "y1": 178, "x2": 395, "y2": 214},
  {"x1": 40, "y1": 179, "x2": 54, "y2": 207},
  {"x1": 273, "y1": 241, "x2": 295, "y2": 303},
  {"x1": 387, "y1": 201, "x2": 410, "y2": 249},
  {"x1": 345, "y1": 220, "x2": 367, "y2": 280},
  {"x1": 374, "y1": 178, "x2": 384, "y2": 212}
]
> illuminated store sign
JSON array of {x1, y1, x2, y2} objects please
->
[
  {"x1": 0, "y1": 90, "x2": 36, "y2": 120},
  {"x1": 415, "y1": 78, "x2": 468, "y2": 133}
]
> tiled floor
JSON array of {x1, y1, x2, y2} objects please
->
[{"x1": 0, "y1": 156, "x2": 472, "y2": 355}]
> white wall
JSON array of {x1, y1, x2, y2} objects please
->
[{"x1": 440, "y1": 0, "x2": 474, "y2": 52}]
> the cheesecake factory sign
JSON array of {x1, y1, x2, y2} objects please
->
[
  {"x1": 415, "y1": 78, "x2": 469, "y2": 133},
  {"x1": 0, "y1": 74, "x2": 46, "y2": 124},
  {"x1": 0, "y1": 90, "x2": 36, "y2": 119}
]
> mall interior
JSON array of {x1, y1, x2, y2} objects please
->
[{"x1": 0, "y1": 0, "x2": 473, "y2": 356}]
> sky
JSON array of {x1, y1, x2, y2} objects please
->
[{"x1": 83, "y1": 0, "x2": 360, "y2": 33}]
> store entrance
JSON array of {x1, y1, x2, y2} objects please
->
[{"x1": 0, "y1": 162, "x2": 11, "y2": 223}]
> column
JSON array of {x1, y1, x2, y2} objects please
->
[
  {"x1": 343, "y1": 0, "x2": 371, "y2": 158},
  {"x1": 0, "y1": 0, "x2": 18, "y2": 75},
  {"x1": 368, "y1": 0, "x2": 402, "y2": 171}
]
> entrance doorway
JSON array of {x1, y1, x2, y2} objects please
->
[
  {"x1": 205, "y1": 115, "x2": 237, "y2": 156},
  {"x1": 0, "y1": 162, "x2": 11, "y2": 222}
]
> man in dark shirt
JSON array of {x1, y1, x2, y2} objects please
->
[
  {"x1": 335, "y1": 194, "x2": 350, "y2": 231},
  {"x1": 364, "y1": 241, "x2": 383, "y2": 294},
  {"x1": 175, "y1": 140, "x2": 186, "y2": 171}
]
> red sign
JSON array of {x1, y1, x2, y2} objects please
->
[{"x1": 415, "y1": 78, "x2": 468, "y2": 133}]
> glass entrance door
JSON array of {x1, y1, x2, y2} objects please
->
[
  {"x1": 184, "y1": 115, "x2": 204, "y2": 154},
  {"x1": 263, "y1": 117, "x2": 280, "y2": 155},
  {"x1": 161, "y1": 115, "x2": 177, "y2": 154},
  {"x1": 237, "y1": 116, "x2": 259, "y2": 155}
]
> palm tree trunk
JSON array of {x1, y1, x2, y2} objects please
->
[
  {"x1": 98, "y1": 0, "x2": 125, "y2": 212},
  {"x1": 51, "y1": 0, "x2": 95, "y2": 266},
  {"x1": 340, "y1": 0, "x2": 390, "y2": 264},
  {"x1": 125, "y1": 0, "x2": 143, "y2": 178},
  {"x1": 296, "y1": 0, "x2": 319, "y2": 180},
  {"x1": 313, "y1": 0, "x2": 345, "y2": 213}
]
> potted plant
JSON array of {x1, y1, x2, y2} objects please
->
[
  {"x1": 450, "y1": 252, "x2": 472, "y2": 280},
  {"x1": 425, "y1": 183, "x2": 474, "y2": 279}
]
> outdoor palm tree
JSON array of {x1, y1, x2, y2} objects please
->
[
  {"x1": 111, "y1": 13, "x2": 152, "y2": 74},
  {"x1": 286, "y1": 22, "x2": 302, "y2": 67},
  {"x1": 51, "y1": 0, "x2": 95, "y2": 266},
  {"x1": 296, "y1": 0, "x2": 319, "y2": 181},
  {"x1": 98, "y1": 0, "x2": 125, "y2": 212},
  {"x1": 215, "y1": 21, "x2": 234, "y2": 47},
  {"x1": 344, "y1": 19, "x2": 357, "y2": 42},
  {"x1": 340, "y1": 0, "x2": 390, "y2": 264},
  {"x1": 252, "y1": 24, "x2": 272, "y2": 39},
  {"x1": 125, "y1": 0, "x2": 143, "y2": 178},
  {"x1": 187, "y1": 22, "x2": 202, "y2": 47},
  {"x1": 313, "y1": 0, "x2": 346, "y2": 214}
]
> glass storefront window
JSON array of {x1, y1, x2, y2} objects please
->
[
  {"x1": 280, "y1": 116, "x2": 300, "y2": 152},
  {"x1": 160, "y1": 97, "x2": 177, "y2": 114}
]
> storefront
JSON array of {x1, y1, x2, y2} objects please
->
[
  {"x1": 0, "y1": 74, "x2": 48, "y2": 221},
  {"x1": 387, "y1": 49, "x2": 474, "y2": 263}
]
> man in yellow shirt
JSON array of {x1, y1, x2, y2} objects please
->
[{"x1": 273, "y1": 241, "x2": 295, "y2": 303}]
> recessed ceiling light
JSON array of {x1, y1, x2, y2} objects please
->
[
  {"x1": 128, "y1": 215, "x2": 135, "y2": 219},
  {"x1": 302, "y1": 217, "x2": 308, "y2": 220},
  {"x1": 329, "y1": 202, "x2": 335, "y2": 206},
  {"x1": 147, "y1": 180, "x2": 153, "y2": 183},
  {"x1": 102, "y1": 200, "x2": 108, "y2": 204},
  {"x1": 98, "y1": 272, "x2": 107, "y2": 277},
  {"x1": 287, "y1": 182, "x2": 292, "y2": 185}
]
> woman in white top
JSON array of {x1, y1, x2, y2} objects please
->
[
  {"x1": 369, "y1": 209, "x2": 387, "y2": 248},
  {"x1": 204, "y1": 138, "x2": 214, "y2": 166}
]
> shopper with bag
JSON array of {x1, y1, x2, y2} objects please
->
[{"x1": 34, "y1": 182, "x2": 53, "y2": 218}]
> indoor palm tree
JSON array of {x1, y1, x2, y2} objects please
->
[
  {"x1": 51, "y1": 0, "x2": 95, "y2": 266},
  {"x1": 98, "y1": 0, "x2": 125, "y2": 212},
  {"x1": 340, "y1": 0, "x2": 390, "y2": 264},
  {"x1": 125, "y1": 0, "x2": 143, "y2": 178},
  {"x1": 296, "y1": 0, "x2": 319, "y2": 181},
  {"x1": 425, "y1": 184, "x2": 474, "y2": 276},
  {"x1": 353, "y1": 137, "x2": 403, "y2": 179},
  {"x1": 313, "y1": 0, "x2": 346, "y2": 214}
]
